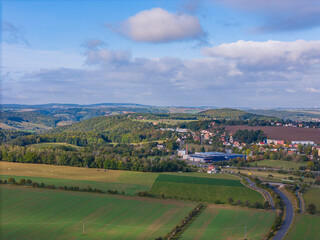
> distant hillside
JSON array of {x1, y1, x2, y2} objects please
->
[
  {"x1": 40, "y1": 115, "x2": 174, "y2": 145},
  {"x1": 198, "y1": 108, "x2": 277, "y2": 120},
  {"x1": 247, "y1": 109, "x2": 320, "y2": 122}
]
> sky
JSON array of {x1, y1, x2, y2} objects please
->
[{"x1": 1, "y1": 0, "x2": 320, "y2": 108}]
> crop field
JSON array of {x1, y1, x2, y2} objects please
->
[
  {"x1": 225, "y1": 125, "x2": 320, "y2": 144},
  {"x1": 285, "y1": 214, "x2": 320, "y2": 240},
  {"x1": 150, "y1": 174, "x2": 264, "y2": 203},
  {"x1": 303, "y1": 188, "x2": 320, "y2": 210},
  {"x1": 180, "y1": 205, "x2": 275, "y2": 240},
  {"x1": 0, "y1": 185, "x2": 196, "y2": 240},
  {"x1": 0, "y1": 162, "x2": 159, "y2": 196},
  {"x1": 249, "y1": 160, "x2": 307, "y2": 170}
]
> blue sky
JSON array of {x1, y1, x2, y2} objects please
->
[{"x1": 1, "y1": 0, "x2": 320, "y2": 107}]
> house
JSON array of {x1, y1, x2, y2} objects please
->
[
  {"x1": 157, "y1": 144, "x2": 165, "y2": 150},
  {"x1": 292, "y1": 140, "x2": 315, "y2": 146},
  {"x1": 266, "y1": 139, "x2": 284, "y2": 145},
  {"x1": 207, "y1": 165, "x2": 216, "y2": 174}
]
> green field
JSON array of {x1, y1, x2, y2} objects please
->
[
  {"x1": 285, "y1": 214, "x2": 320, "y2": 240},
  {"x1": 180, "y1": 205, "x2": 275, "y2": 240},
  {"x1": 303, "y1": 188, "x2": 320, "y2": 210},
  {"x1": 28, "y1": 142, "x2": 84, "y2": 149},
  {"x1": 0, "y1": 185, "x2": 195, "y2": 240},
  {"x1": 250, "y1": 160, "x2": 307, "y2": 170},
  {"x1": 150, "y1": 174, "x2": 264, "y2": 204}
]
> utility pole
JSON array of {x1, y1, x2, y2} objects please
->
[
  {"x1": 244, "y1": 226, "x2": 247, "y2": 240},
  {"x1": 83, "y1": 222, "x2": 85, "y2": 236}
]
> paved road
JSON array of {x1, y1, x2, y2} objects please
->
[
  {"x1": 244, "y1": 177, "x2": 275, "y2": 209},
  {"x1": 271, "y1": 186, "x2": 294, "y2": 240}
]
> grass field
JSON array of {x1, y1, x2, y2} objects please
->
[
  {"x1": 180, "y1": 205, "x2": 275, "y2": 240},
  {"x1": 0, "y1": 185, "x2": 196, "y2": 240},
  {"x1": 303, "y1": 188, "x2": 320, "y2": 210},
  {"x1": 28, "y1": 142, "x2": 83, "y2": 149},
  {"x1": 249, "y1": 160, "x2": 307, "y2": 170},
  {"x1": 150, "y1": 174, "x2": 264, "y2": 204},
  {"x1": 285, "y1": 214, "x2": 320, "y2": 240}
]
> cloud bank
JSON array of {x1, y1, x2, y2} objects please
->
[
  {"x1": 111, "y1": 8, "x2": 205, "y2": 43},
  {"x1": 2, "y1": 40, "x2": 320, "y2": 107}
]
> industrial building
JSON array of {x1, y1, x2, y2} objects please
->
[{"x1": 187, "y1": 152, "x2": 244, "y2": 163}]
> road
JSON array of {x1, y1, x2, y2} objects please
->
[
  {"x1": 271, "y1": 186, "x2": 294, "y2": 240},
  {"x1": 229, "y1": 166, "x2": 320, "y2": 174},
  {"x1": 244, "y1": 177, "x2": 275, "y2": 209}
]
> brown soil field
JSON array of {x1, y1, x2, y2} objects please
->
[{"x1": 225, "y1": 125, "x2": 320, "y2": 143}]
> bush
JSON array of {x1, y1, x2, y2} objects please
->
[
  {"x1": 227, "y1": 197, "x2": 234, "y2": 204},
  {"x1": 307, "y1": 203, "x2": 317, "y2": 214},
  {"x1": 8, "y1": 178, "x2": 16, "y2": 184},
  {"x1": 18, "y1": 179, "x2": 26, "y2": 185}
]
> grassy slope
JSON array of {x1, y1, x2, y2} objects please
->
[
  {"x1": 303, "y1": 188, "x2": 320, "y2": 210},
  {"x1": 180, "y1": 205, "x2": 275, "y2": 240},
  {"x1": 249, "y1": 160, "x2": 307, "y2": 170},
  {"x1": 285, "y1": 214, "x2": 320, "y2": 240},
  {"x1": 150, "y1": 174, "x2": 264, "y2": 204},
  {"x1": 0, "y1": 185, "x2": 195, "y2": 240}
]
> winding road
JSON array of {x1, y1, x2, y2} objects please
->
[
  {"x1": 244, "y1": 177, "x2": 275, "y2": 209},
  {"x1": 271, "y1": 186, "x2": 294, "y2": 240},
  {"x1": 243, "y1": 176, "x2": 294, "y2": 240}
]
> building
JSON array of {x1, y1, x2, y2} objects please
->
[
  {"x1": 266, "y1": 139, "x2": 285, "y2": 145},
  {"x1": 291, "y1": 140, "x2": 315, "y2": 146},
  {"x1": 187, "y1": 152, "x2": 244, "y2": 163},
  {"x1": 207, "y1": 165, "x2": 216, "y2": 174}
]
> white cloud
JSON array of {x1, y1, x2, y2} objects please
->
[
  {"x1": 202, "y1": 40, "x2": 320, "y2": 70},
  {"x1": 306, "y1": 88, "x2": 320, "y2": 93},
  {"x1": 112, "y1": 8, "x2": 205, "y2": 43}
]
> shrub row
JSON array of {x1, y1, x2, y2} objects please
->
[{"x1": 155, "y1": 204, "x2": 204, "y2": 240}]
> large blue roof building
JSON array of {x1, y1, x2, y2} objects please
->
[{"x1": 187, "y1": 152, "x2": 244, "y2": 163}]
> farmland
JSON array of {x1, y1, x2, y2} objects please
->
[
  {"x1": 249, "y1": 160, "x2": 307, "y2": 170},
  {"x1": 0, "y1": 162, "x2": 158, "y2": 196},
  {"x1": 285, "y1": 214, "x2": 320, "y2": 240},
  {"x1": 0, "y1": 185, "x2": 196, "y2": 240},
  {"x1": 225, "y1": 125, "x2": 320, "y2": 144},
  {"x1": 303, "y1": 188, "x2": 320, "y2": 210},
  {"x1": 1, "y1": 162, "x2": 264, "y2": 204},
  {"x1": 180, "y1": 205, "x2": 275, "y2": 240},
  {"x1": 150, "y1": 174, "x2": 264, "y2": 204}
]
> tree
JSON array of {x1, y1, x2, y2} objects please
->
[
  {"x1": 227, "y1": 197, "x2": 234, "y2": 204},
  {"x1": 307, "y1": 203, "x2": 317, "y2": 214}
]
